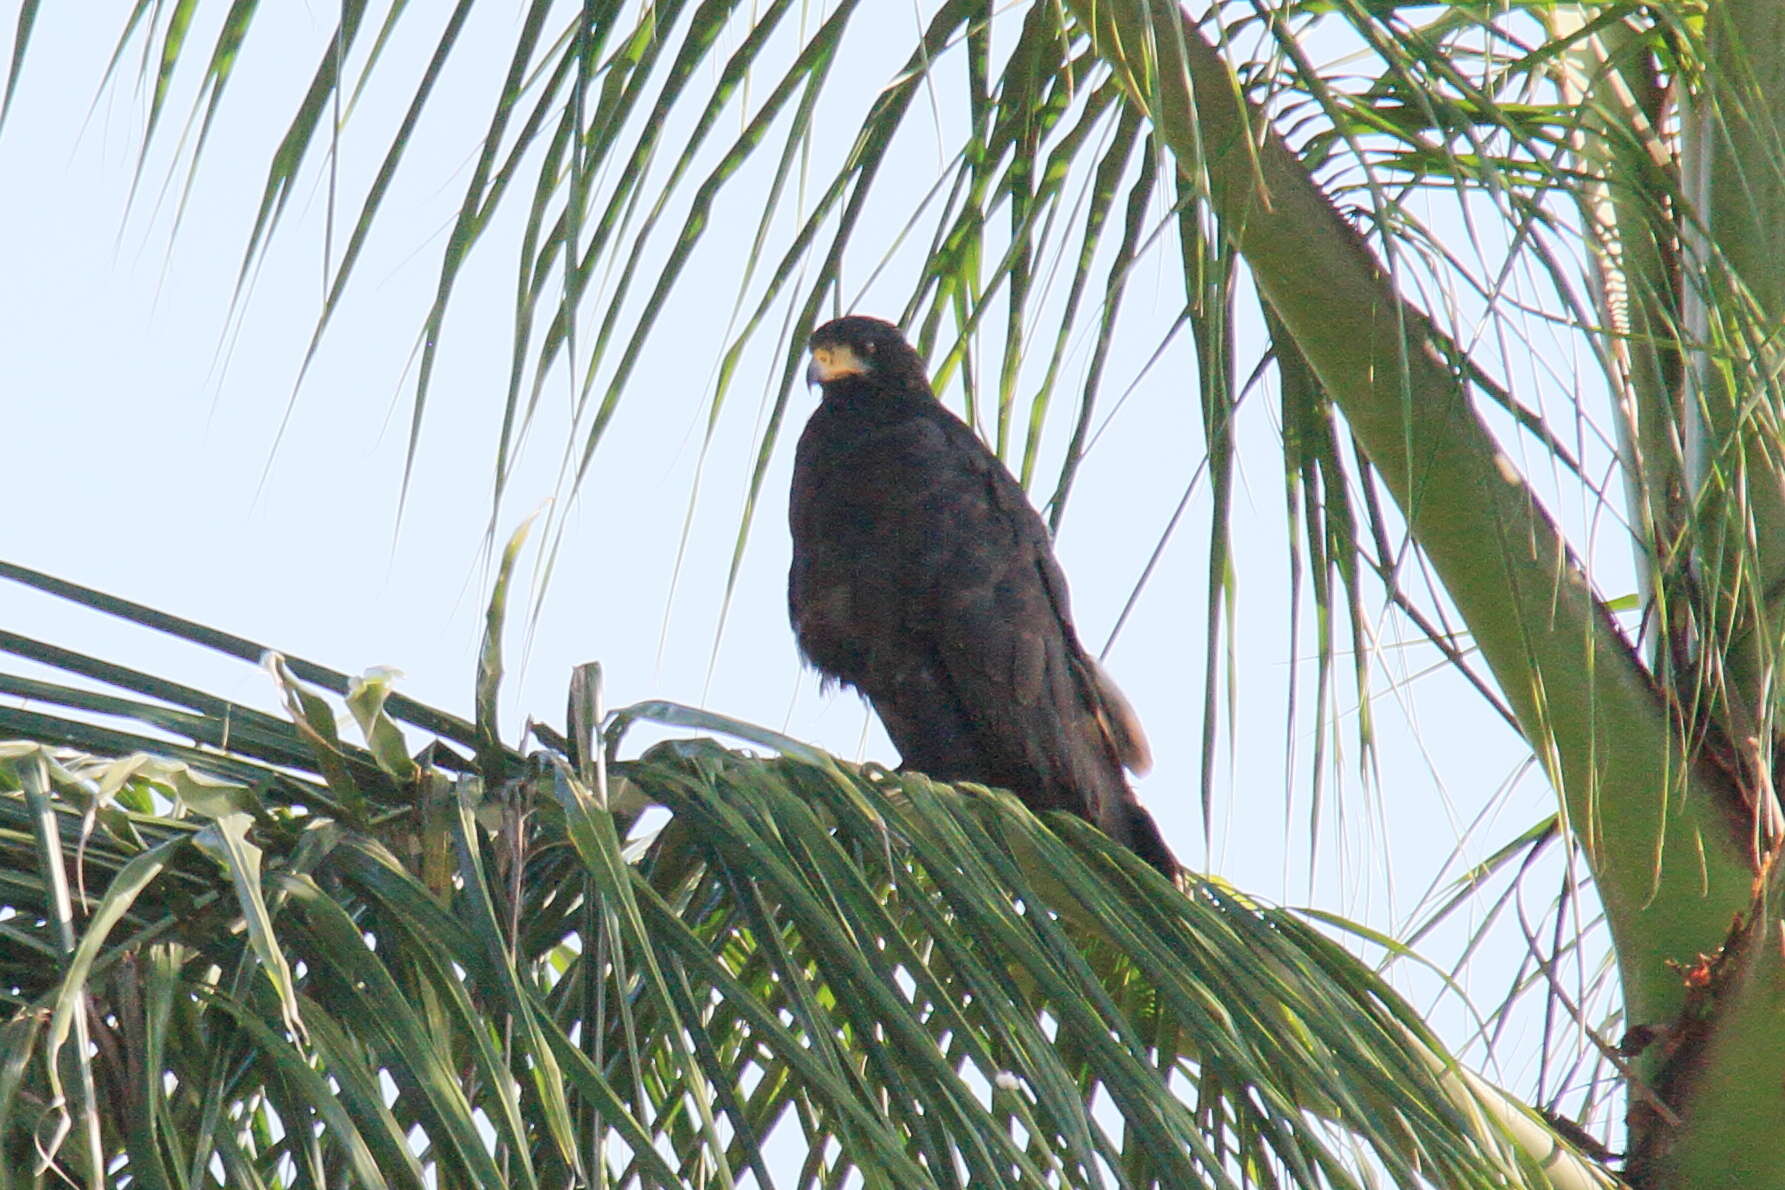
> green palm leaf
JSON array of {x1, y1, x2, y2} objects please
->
[
  {"x1": 0, "y1": 569, "x2": 1603, "y2": 1188},
  {"x1": 23, "y1": 0, "x2": 1785, "y2": 1179}
]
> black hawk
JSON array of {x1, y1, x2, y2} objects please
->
[{"x1": 789, "y1": 315, "x2": 1177, "y2": 877}]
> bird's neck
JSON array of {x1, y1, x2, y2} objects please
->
[{"x1": 820, "y1": 379, "x2": 933, "y2": 419}]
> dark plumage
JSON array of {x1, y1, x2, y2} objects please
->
[{"x1": 788, "y1": 315, "x2": 1177, "y2": 877}]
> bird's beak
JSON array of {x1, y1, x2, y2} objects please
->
[{"x1": 807, "y1": 344, "x2": 865, "y2": 385}]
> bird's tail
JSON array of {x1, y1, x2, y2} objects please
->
[{"x1": 1118, "y1": 799, "x2": 1180, "y2": 880}]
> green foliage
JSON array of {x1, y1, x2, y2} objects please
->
[
  {"x1": 0, "y1": 567, "x2": 1582, "y2": 1188},
  {"x1": 23, "y1": 0, "x2": 1785, "y2": 1182}
]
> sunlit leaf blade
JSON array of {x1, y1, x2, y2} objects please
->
[
  {"x1": 1049, "y1": 121, "x2": 1155, "y2": 532},
  {"x1": 133, "y1": 0, "x2": 198, "y2": 189},
  {"x1": 279, "y1": 0, "x2": 478, "y2": 475},
  {"x1": 476, "y1": 513, "x2": 536, "y2": 781},
  {"x1": 0, "y1": 0, "x2": 38, "y2": 130},
  {"x1": 233, "y1": 0, "x2": 370, "y2": 296}
]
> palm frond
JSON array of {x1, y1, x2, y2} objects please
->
[{"x1": 0, "y1": 567, "x2": 1609, "y2": 1188}]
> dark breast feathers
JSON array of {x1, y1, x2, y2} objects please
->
[{"x1": 789, "y1": 315, "x2": 1176, "y2": 877}]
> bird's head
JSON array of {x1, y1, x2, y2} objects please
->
[{"x1": 807, "y1": 316, "x2": 930, "y2": 393}]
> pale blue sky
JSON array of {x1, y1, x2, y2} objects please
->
[{"x1": 0, "y1": 1, "x2": 1607, "y2": 1092}]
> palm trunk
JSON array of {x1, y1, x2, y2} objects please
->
[{"x1": 1075, "y1": 2, "x2": 1785, "y2": 1183}]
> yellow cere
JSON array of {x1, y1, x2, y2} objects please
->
[{"x1": 809, "y1": 343, "x2": 867, "y2": 382}]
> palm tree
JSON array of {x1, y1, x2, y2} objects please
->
[{"x1": 0, "y1": 1, "x2": 1772, "y2": 1185}]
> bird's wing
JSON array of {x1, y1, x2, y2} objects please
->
[
  {"x1": 908, "y1": 417, "x2": 1145, "y2": 822},
  {"x1": 1086, "y1": 655, "x2": 1153, "y2": 776},
  {"x1": 1028, "y1": 549, "x2": 1153, "y2": 777}
]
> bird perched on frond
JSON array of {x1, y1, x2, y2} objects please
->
[{"x1": 788, "y1": 314, "x2": 1177, "y2": 877}]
